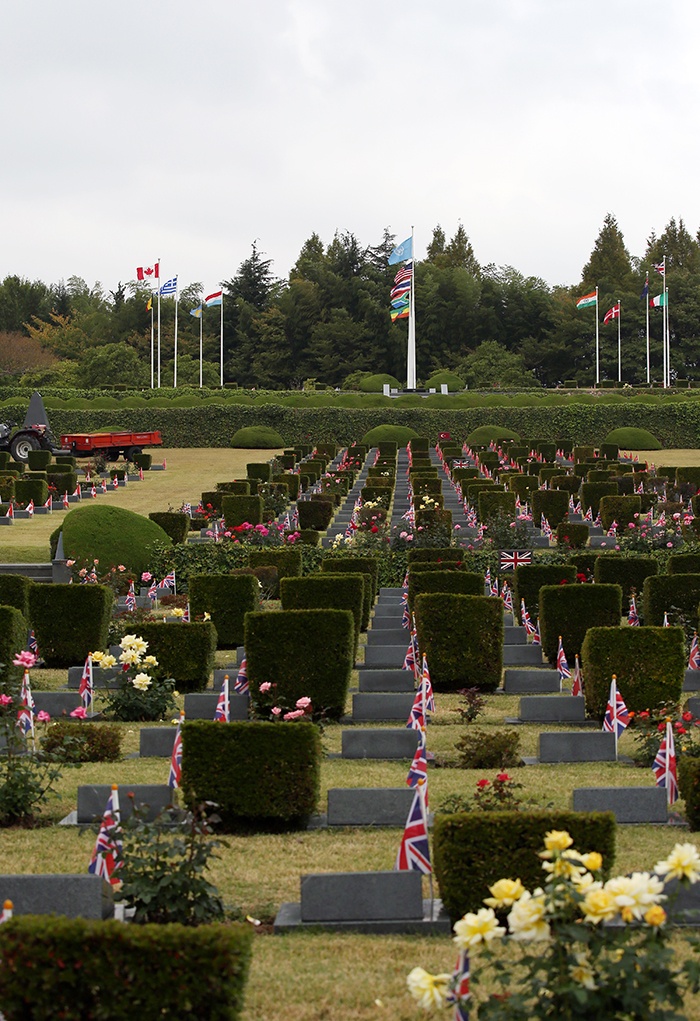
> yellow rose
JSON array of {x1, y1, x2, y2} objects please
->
[
  {"x1": 655, "y1": 843, "x2": 700, "y2": 884},
  {"x1": 406, "y1": 968, "x2": 451, "y2": 1009},
  {"x1": 90, "y1": 650, "x2": 104, "y2": 663},
  {"x1": 544, "y1": 830, "x2": 573, "y2": 853},
  {"x1": 581, "y1": 888, "x2": 618, "y2": 925},
  {"x1": 542, "y1": 854, "x2": 586, "y2": 880},
  {"x1": 644, "y1": 905, "x2": 667, "y2": 927},
  {"x1": 453, "y1": 907, "x2": 505, "y2": 947},
  {"x1": 569, "y1": 953, "x2": 597, "y2": 990},
  {"x1": 507, "y1": 890, "x2": 550, "y2": 942},
  {"x1": 100, "y1": 654, "x2": 117, "y2": 669},
  {"x1": 484, "y1": 878, "x2": 525, "y2": 908},
  {"x1": 580, "y1": 852, "x2": 603, "y2": 872}
]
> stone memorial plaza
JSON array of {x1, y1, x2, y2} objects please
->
[{"x1": 2, "y1": 431, "x2": 700, "y2": 1017}]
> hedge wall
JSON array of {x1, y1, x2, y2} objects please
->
[
  {"x1": 581, "y1": 626, "x2": 685, "y2": 720},
  {"x1": 188, "y1": 574, "x2": 259, "y2": 648},
  {"x1": 297, "y1": 500, "x2": 333, "y2": 531},
  {"x1": 245, "y1": 608, "x2": 354, "y2": 719},
  {"x1": 531, "y1": 489, "x2": 569, "y2": 529},
  {"x1": 0, "y1": 605, "x2": 28, "y2": 689},
  {"x1": 0, "y1": 915, "x2": 253, "y2": 1021},
  {"x1": 148, "y1": 512, "x2": 190, "y2": 544},
  {"x1": 513, "y1": 564, "x2": 577, "y2": 624},
  {"x1": 643, "y1": 574, "x2": 700, "y2": 636},
  {"x1": 28, "y1": 584, "x2": 112, "y2": 668},
  {"x1": 539, "y1": 583, "x2": 622, "y2": 665},
  {"x1": 133, "y1": 621, "x2": 218, "y2": 692},
  {"x1": 580, "y1": 481, "x2": 618, "y2": 517},
  {"x1": 320, "y1": 555, "x2": 379, "y2": 598},
  {"x1": 280, "y1": 574, "x2": 364, "y2": 649},
  {"x1": 599, "y1": 494, "x2": 642, "y2": 532},
  {"x1": 0, "y1": 575, "x2": 31, "y2": 620},
  {"x1": 667, "y1": 553, "x2": 700, "y2": 575},
  {"x1": 478, "y1": 491, "x2": 516, "y2": 522},
  {"x1": 414, "y1": 593, "x2": 503, "y2": 691},
  {"x1": 248, "y1": 548, "x2": 302, "y2": 597},
  {"x1": 407, "y1": 548, "x2": 464, "y2": 563},
  {"x1": 593, "y1": 555, "x2": 658, "y2": 613},
  {"x1": 407, "y1": 570, "x2": 483, "y2": 614},
  {"x1": 433, "y1": 810, "x2": 616, "y2": 921},
  {"x1": 222, "y1": 495, "x2": 263, "y2": 528}
]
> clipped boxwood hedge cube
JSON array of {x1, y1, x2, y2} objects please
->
[
  {"x1": 581, "y1": 625, "x2": 684, "y2": 719},
  {"x1": 556, "y1": 522, "x2": 589, "y2": 548},
  {"x1": 222, "y1": 495, "x2": 263, "y2": 528},
  {"x1": 321, "y1": 555, "x2": 379, "y2": 598},
  {"x1": 580, "y1": 481, "x2": 617, "y2": 516},
  {"x1": 0, "y1": 604, "x2": 28, "y2": 688},
  {"x1": 668, "y1": 553, "x2": 700, "y2": 575},
  {"x1": 550, "y1": 474, "x2": 581, "y2": 495},
  {"x1": 593, "y1": 555, "x2": 658, "y2": 613},
  {"x1": 0, "y1": 915, "x2": 253, "y2": 1020},
  {"x1": 678, "y1": 757, "x2": 700, "y2": 831},
  {"x1": 573, "y1": 445, "x2": 596, "y2": 462},
  {"x1": 539, "y1": 582, "x2": 622, "y2": 665},
  {"x1": 29, "y1": 584, "x2": 112, "y2": 668},
  {"x1": 643, "y1": 574, "x2": 700, "y2": 637},
  {"x1": 201, "y1": 490, "x2": 223, "y2": 514},
  {"x1": 513, "y1": 564, "x2": 576, "y2": 625},
  {"x1": 272, "y1": 473, "x2": 300, "y2": 501},
  {"x1": 0, "y1": 575, "x2": 31, "y2": 620},
  {"x1": 407, "y1": 548, "x2": 463, "y2": 564},
  {"x1": 433, "y1": 810, "x2": 616, "y2": 921},
  {"x1": 599, "y1": 494, "x2": 642, "y2": 532},
  {"x1": 677, "y1": 467, "x2": 700, "y2": 487},
  {"x1": 506, "y1": 475, "x2": 540, "y2": 501},
  {"x1": 248, "y1": 548, "x2": 302, "y2": 597},
  {"x1": 47, "y1": 470, "x2": 77, "y2": 495},
  {"x1": 134, "y1": 621, "x2": 218, "y2": 692},
  {"x1": 478, "y1": 491, "x2": 516, "y2": 522},
  {"x1": 280, "y1": 574, "x2": 364, "y2": 648},
  {"x1": 464, "y1": 481, "x2": 501, "y2": 504},
  {"x1": 15, "y1": 478, "x2": 48, "y2": 507},
  {"x1": 216, "y1": 481, "x2": 250, "y2": 495},
  {"x1": 148, "y1": 512, "x2": 190, "y2": 544},
  {"x1": 132, "y1": 452, "x2": 152, "y2": 470},
  {"x1": 587, "y1": 469, "x2": 617, "y2": 483},
  {"x1": 414, "y1": 593, "x2": 503, "y2": 691},
  {"x1": 246, "y1": 462, "x2": 271, "y2": 483},
  {"x1": 531, "y1": 489, "x2": 569, "y2": 528},
  {"x1": 189, "y1": 575, "x2": 259, "y2": 649},
  {"x1": 245, "y1": 608, "x2": 354, "y2": 719},
  {"x1": 26, "y1": 450, "x2": 52, "y2": 470},
  {"x1": 297, "y1": 499, "x2": 333, "y2": 531},
  {"x1": 0, "y1": 477, "x2": 14, "y2": 503},
  {"x1": 408, "y1": 570, "x2": 483, "y2": 615}
]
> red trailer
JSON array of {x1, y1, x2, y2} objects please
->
[{"x1": 60, "y1": 430, "x2": 163, "y2": 461}]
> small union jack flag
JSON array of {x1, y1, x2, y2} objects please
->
[
  {"x1": 572, "y1": 655, "x2": 583, "y2": 697},
  {"x1": 215, "y1": 675, "x2": 230, "y2": 721},
  {"x1": 628, "y1": 597, "x2": 640, "y2": 627},
  {"x1": 27, "y1": 629, "x2": 38, "y2": 654},
  {"x1": 689, "y1": 633, "x2": 700, "y2": 670},
  {"x1": 402, "y1": 603, "x2": 411, "y2": 629},
  {"x1": 540, "y1": 515, "x2": 553, "y2": 539},
  {"x1": 234, "y1": 656, "x2": 248, "y2": 695},
  {"x1": 406, "y1": 734, "x2": 428, "y2": 789},
  {"x1": 79, "y1": 655, "x2": 94, "y2": 712},
  {"x1": 583, "y1": 506, "x2": 593, "y2": 522},
  {"x1": 653, "y1": 721, "x2": 678, "y2": 804},
  {"x1": 521, "y1": 599, "x2": 536, "y2": 636},
  {"x1": 489, "y1": 575, "x2": 499, "y2": 598},
  {"x1": 125, "y1": 581, "x2": 136, "y2": 613},
  {"x1": 168, "y1": 711, "x2": 184, "y2": 788},
  {"x1": 158, "y1": 570, "x2": 176, "y2": 591},
  {"x1": 499, "y1": 550, "x2": 532, "y2": 571},
  {"x1": 403, "y1": 639, "x2": 416, "y2": 675},
  {"x1": 445, "y1": 950, "x2": 471, "y2": 1021},
  {"x1": 147, "y1": 579, "x2": 157, "y2": 600},
  {"x1": 606, "y1": 520, "x2": 618, "y2": 537},
  {"x1": 602, "y1": 676, "x2": 630, "y2": 740},
  {"x1": 501, "y1": 581, "x2": 513, "y2": 613},
  {"x1": 532, "y1": 617, "x2": 541, "y2": 646},
  {"x1": 394, "y1": 785, "x2": 431, "y2": 873},
  {"x1": 420, "y1": 656, "x2": 435, "y2": 713},
  {"x1": 88, "y1": 786, "x2": 122, "y2": 884},
  {"x1": 556, "y1": 636, "x2": 571, "y2": 682},
  {"x1": 484, "y1": 568, "x2": 491, "y2": 590},
  {"x1": 182, "y1": 602, "x2": 190, "y2": 623},
  {"x1": 403, "y1": 571, "x2": 409, "y2": 590}
]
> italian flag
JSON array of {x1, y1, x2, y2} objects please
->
[
  {"x1": 650, "y1": 293, "x2": 667, "y2": 308},
  {"x1": 576, "y1": 292, "x2": 597, "y2": 309}
]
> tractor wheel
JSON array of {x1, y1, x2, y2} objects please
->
[
  {"x1": 105, "y1": 448, "x2": 120, "y2": 462},
  {"x1": 10, "y1": 433, "x2": 40, "y2": 463},
  {"x1": 126, "y1": 446, "x2": 142, "y2": 461}
]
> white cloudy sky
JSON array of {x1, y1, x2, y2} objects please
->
[{"x1": 2, "y1": 0, "x2": 699, "y2": 294}]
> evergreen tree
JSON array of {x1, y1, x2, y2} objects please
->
[
  {"x1": 581, "y1": 213, "x2": 633, "y2": 292},
  {"x1": 645, "y1": 217, "x2": 700, "y2": 274}
]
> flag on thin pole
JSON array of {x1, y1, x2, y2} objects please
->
[
  {"x1": 88, "y1": 785, "x2": 122, "y2": 884},
  {"x1": 233, "y1": 655, "x2": 248, "y2": 695},
  {"x1": 653, "y1": 720, "x2": 678, "y2": 805},
  {"x1": 532, "y1": 617, "x2": 541, "y2": 646},
  {"x1": 79, "y1": 654, "x2": 94, "y2": 712},
  {"x1": 406, "y1": 734, "x2": 428, "y2": 789},
  {"x1": 204, "y1": 291, "x2": 225, "y2": 386},
  {"x1": 394, "y1": 784, "x2": 431, "y2": 873},
  {"x1": 168, "y1": 711, "x2": 185, "y2": 788},
  {"x1": 445, "y1": 949, "x2": 471, "y2": 1021},
  {"x1": 571, "y1": 655, "x2": 583, "y2": 697},
  {"x1": 628, "y1": 596, "x2": 640, "y2": 626},
  {"x1": 690, "y1": 633, "x2": 700, "y2": 670},
  {"x1": 214, "y1": 674, "x2": 230, "y2": 722},
  {"x1": 556, "y1": 636, "x2": 571, "y2": 684},
  {"x1": 17, "y1": 670, "x2": 35, "y2": 749},
  {"x1": 602, "y1": 675, "x2": 630, "y2": 759}
]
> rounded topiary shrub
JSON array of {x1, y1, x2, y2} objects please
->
[
  {"x1": 358, "y1": 373, "x2": 401, "y2": 393},
  {"x1": 61, "y1": 505, "x2": 172, "y2": 576},
  {"x1": 231, "y1": 426, "x2": 284, "y2": 449},
  {"x1": 360, "y1": 424, "x2": 420, "y2": 447},
  {"x1": 425, "y1": 371, "x2": 464, "y2": 392},
  {"x1": 602, "y1": 428, "x2": 661, "y2": 451},
  {"x1": 466, "y1": 425, "x2": 520, "y2": 445}
]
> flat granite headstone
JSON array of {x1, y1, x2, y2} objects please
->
[
  {"x1": 366, "y1": 629, "x2": 409, "y2": 646},
  {"x1": 77, "y1": 784, "x2": 173, "y2": 824},
  {"x1": 301, "y1": 870, "x2": 423, "y2": 921},
  {"x1": 32, "y1": 692, "x2": 82, "y2": 717},
  {"x1": 370, "y1": 617, "x2": 408, "y2": 630},
  {"x1": 327, "y1": 788, "x2": 415, "y2": 827},
  {"x1": 363, "y1": 646, "x2": 407, "y2": 668},
  {"x1": 504, "y1": 669, "x2": 560, "y2": 694},
  {"x1": 67, "y1": 666, "x2": 120, "y2": 689},
  {"x1": 358, "y1": 669, "x2": 414, "y2": 692},
  {"x1": 139, "y1": 728, "x2": 177, "y2": 757},
  {"x1": 539, "y1": 731, "x2": 617, "y2": 762},
  {"x1": 0, "y1": 874, "x2": 112, "y2": 920},
  {"x1": 520, "y1": 696, "x2": 586, "y2": 722},
  {"x1": 352, "y1": 692, "x2": 415, "y2": 721},
  {"x1": 503, "y1": 645, "x2": 544, "y2": 666},
  {"x1": 572, "y1": 787, "x2": 668, "y2": 823},
  {"x1": 184, "y1": 692, "x2": 249, "y2": 721},
  {"x1": 342, "y1": 729, "x2": 420, "y2": 759},
  {"x1": 684, "y1": 670, "x2": 700, "y2": 692}
]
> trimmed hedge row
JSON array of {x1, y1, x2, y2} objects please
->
[
  {"x1": 134, "y1": 621, "x2": 218, "y2": 692},
  {"x1": 28, "y1": 584, "x2": 112, "y2": 668},
  {"x1": 0, "y1": 605, "x2": 28, "y2": 689},
  {"x1": 0, "y1": 575, "x2": 31, "y2": 620},
  {"x1": 415, "y1": 593, "x2": 503, "y2": 692},
  {"x1": 539, "y1": 583, "x2": 622, "y2": 665},
  {"x1": 643, "y1": 574, "x2": 700, "y2": 636},
  {"x1": 593, "y1": 555, "x2": 658, "y2": 613},
  {"x1": 188, "y1": 574, "x2": 259, "y2": 648},
  {"x1": 148, "y1": 511, "x2": 190, "y2": 544},
  {"x1": 513, "y1": 564, "x2": 577, "y2": 624},
  {"x1": 433, "y1": 810, "x2": 616, "y2": 921},
  {"x1": 280, "y1": 574, "x2": 365, "y2": 648},
  {"x1": 407, "y1": 570, "x2": 483, "y2": 614}
]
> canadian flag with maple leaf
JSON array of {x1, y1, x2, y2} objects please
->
[{"x1": 136, "y1": 263, "x2": 159, "y2": 281}]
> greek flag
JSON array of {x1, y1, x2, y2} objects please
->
[{"x1": 160, "y1": 276, "x2": 178, "y2": 295}]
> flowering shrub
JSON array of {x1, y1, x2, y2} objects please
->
[
  {"x1": 251, "y1": 683, "x2": 316, "y2": 723},
  {"x1": 66, "y1": 558, "x2": 137, "y2": 596},
  {"x1": 438, "y1": 773, "x2": 529, "y2": 815},
  {"x1": 455, "y1": 687, "x2": 488, "y2": 724},
  {"x1": 630, "y1": 704, "x2": 700, "y2": 767},
  {"x1": 98, "y1": 636, "x2": 176, "y2": 722},
  {"x1": 409, "y1": 831, "x2": 700, "y2": 1019}
]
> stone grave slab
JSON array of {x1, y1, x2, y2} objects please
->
[
  {"x1": 539, "y1": 731, "x2": 617, "y2": 762},
  {"x1": 33, "y1": 692, "x2": 82, "y2": 717},
  {"x1": 370, "y1": 617, "x2": 409, "y2": 630},
  {"x1": 686, "y1": 696, "x2": 700, "y2": 716},
  {"x1": 684, "y1": 670, "x2": 700, "y2": 692},
  {"x1": 572, "y1": 787, "x2": 668, "y2": 823},
  {"x1": 358, "y1": 669, "x2": 414, "y2": 692},
  {"x1": 0, "y1": 875, "x2": 112, "y2": 920},
  {"x1": 77, "y1": 784, "x2": 173, "y2": 824},
  {"x1": 139, "y1": 728, "x2": 177, "y2": 757},
  {"x1": 504, "y1": 669, "x2": 560, "y2": 694},
  {"x1": 342, "y1": 729, "x2": 420, "y2": 759},
  {"x1": 67, "y1": 666, "x2": 120, "y2": 689},
  {"x1": 327, "y1": 788, "x2": 415, "y2": 827},
  {"x1": 352, "y1": 692, "x2": 415, "y2": 721},
  {"x1": 503, "y1": 628, "x2": 526, "y2": 646},
  {"x1": 366, "y1": 629, "x2": 409, "y2": 646},
  {"x1": 301, "y1": 870, "x2": 422, "y2": 921},
  {"x1": 503, "y1": 645, "x2": 544, "y2": 666},
  {"x1": 519, "y1": 695, "x2": 586, "y2": 722},
  {"x1": 663, "y1": 878, "x2": 700, "y2": 925},
  {"x1": 363, "y1": 646, "x2": 407, "y2": 668},
  {"x1": 373, "y1": 605, "x2": 403, "y2": 618},
  {"x1": 184, "y1": 692, "x2": 249, "y2": 720}
]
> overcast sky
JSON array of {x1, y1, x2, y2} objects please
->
[{"x1": 2, "y1": 0, "x2": 699, "y2": 297}]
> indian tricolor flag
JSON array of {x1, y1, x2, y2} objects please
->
[{"x1": 576, "y1": 291, "x2": 597, "y2": 309}]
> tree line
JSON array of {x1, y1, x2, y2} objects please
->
[{"x1": 1, "y1": 214, "x2": 700, "y2": 389}]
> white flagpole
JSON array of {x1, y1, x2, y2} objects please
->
[
  {"x1": 150, "y1": 300, "x2": 154, "y2": 389},
  {"x1": 406, "y1": 226, "x2": 416, "y2": 390},
  {"x1": 595, "y1": 286, "x2": 599, "y2": 385},
  {"x1": 172, "y1": 279, "x2": 178, "y2": 385},
  {"x1": 157, "y1": 258, "x2": 161, "y2": 389},
  {"x1": 173, "y1": 280, "x2": 179, "y2": 388},
  {"x1": 666, "y1": 285, "x2": 670, "y2": 387},
  {"x1": 199, "y1": 308, "x2": 203, "y2": 388},
  {"x1": 662, "y1": 257, "x2": 667, "y2": 387},
  {"x1": 225, "y1": 674, "x2": 230, "y2": 723},
  {"x1": 220, "y1": 294, "x2": 224, "y2": 387},
  {"x1": 617, "y1": 300, "x2": 621, "y2": 382},
  {"x1": 612, "y1": 677, "x2": 618, "y2": 760},
  {"x1": 645, "y1": 271, "x2": 650, "y2": 384}
]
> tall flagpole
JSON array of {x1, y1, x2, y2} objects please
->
[
  {"x1": 666, "y1": 285, "x2": 670, "y2": 387},
  {"x1": 172, "y1": 279, "x2": 178, "y2": 385},
  {"x1": 173, "y1": 280, "x2": 179, "y2": 388},
  {"x1": 220, "y1": 294, "x2": 224, "y2": 387},
  {"x1": 645, "y1": 271, "x2": 650, "y2": 385},
  {"x1": 150, "y1": 299, "x2": 154, "y2": 389},
  {"x1": 157, "y1": 257, "x2": 161, "y2": 388},
  {"x1": 199, "y1": 307, "x2": 203, "y2": 388},
  {"x1": 406, "y1": 226, "x2": 416, "y2": 390},
  {"x1": 617, "y1": 299, "x2": 621, "y2": 382},
  {"x1": 662, "y1": 257, "x2": 667, "y2": 388},
  {"x1": 595, "y1": 286, "x2": 599, "y2": 385}
]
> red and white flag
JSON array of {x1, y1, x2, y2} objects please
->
[
  {"x1": 88, "y1": 786, "x2": 122, "y2": 884},
  {"x1": 168, "y1": 711, "x2": 185, "y2": 789},
  {"x1": 653, "y1": 721, "x2": 678, "y2": 804},
  {"x1": 79, "y1": 654, "x2": 94, "y2": 711},
  {"x1": 572, "y1": 655, "x2": 583, "y2": 697},
  {"x1": 62, "y1": 491, "x2": 69, "y2": 509},
  {"x1": 5, "y1": 503, "x2": 13, "y2": 519},
  {"x1": 604, "y1": 302, "x2": 620, "y2": 324},
  {"x1": 136, "y1": 263, "x2": 159, "y2": 282},
  {"x1": 43, "y1": 495, "x2": 52, "y2": 511}
]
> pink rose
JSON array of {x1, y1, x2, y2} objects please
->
[
  {"x1": 260, "y1": 682, "x2": 272, "y2": 693},
  {"x1": 296, "y1": 697, "x2": 312, "y2": 709},
  {"x1": 93, "y1": 559, "x2": 99, "y2": 566},
  {"x1": 70, "y1": 707, "x2": 88, "y2": 719},
  {"x1": 141, "y1": 572, "x2": 152, "y2": 582},
  {"x1": 283, "y1": 709, "x2": 305, "y2": 720},
  {"x1": 0, "y1": 695, "x2": 13, "y2": 706},
  {"x1": 66, "y1": 559, "x2": 75, "y2": 567},
  {"x1": 13, "y1": 651, "x2": 36, "y2": 669},
  {"x1": 271, "y1": 707, "x2": 282, "y2": 716},
  {"x1": 118, "y1": 565, "x2": 126, "y2": 572},
  {"x1": 37, "y1": 710, "x2": 50, "y2": 722}
]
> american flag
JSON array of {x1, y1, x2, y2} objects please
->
[
  {"x1": 158, "y1": 570, "x2": 176, "y2": 591},
  {"x1": 572, "y1": 655, "x2": 583, "y2": 697},
  {"x1": 556, "y1": 637, "x2": 571, "y2": 681},
  {"x1": 394, "y1": 262, "x2": 413, "y2": 285},
  {"x1": 233, "y1": 656, "x2": 248, "y2": 695},
  {"x1": 602, "y1": 676, "x2": 629, "y2": 739},
  {"x1": 88, "y1": 786, "x2": 122, "y2": 884},
  {"x1": 445, "y1": 950, "x2": 470, "y2": 1021},
  {"x1": 500, "y1": 551, "x2": 532, "y2": 571},
  {"x1": 79, "y1": 655, "x2": 94, "y2": 712},
  {"x1": 653, "y1": 721, "x2": 678, "y2": 804},
  {"x1": 394, "y1": 785, "x2": 431, "y2": 874},
  {"x1": 168, "y1": 711, "x2": 184, "y2": 788},
  {"x1": 628, "y1": 597, "x2": 640, "y2": 627},
  {"x1": 214, "y1": 675, "x2": 230, "y2": 721},
  {"x1": 690, "y1": 633, "x2": 700, "y2": 670}
]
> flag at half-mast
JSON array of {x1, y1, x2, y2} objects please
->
[
  {"x1": 391, "y1": 261, "x2": 412, "y2": 322},
  {"x1": 576, "y1": 291, "x2": 597, "y2": 309},
  {"x1": 388, "y1": 237, "x2": 412, "y2": 265}
]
